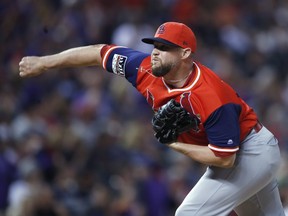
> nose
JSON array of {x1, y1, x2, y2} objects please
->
[{"x1": 152, "y1": 48, "x2": 160, "y2": 56}]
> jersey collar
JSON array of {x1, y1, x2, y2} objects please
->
[{"x1": 162, "y1": 62, "x2": 201, "y2": 93}]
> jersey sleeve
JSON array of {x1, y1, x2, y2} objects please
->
[
  {"x1": 101, "y1": 45, "x2": 149, "y2": 87},
  {"x1": 204, "y1": 103, "x2": 242, "y2": 157}
]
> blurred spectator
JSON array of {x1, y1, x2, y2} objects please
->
[{"x1": 0, "y1": 141, "x2": 16, "y2": 215}]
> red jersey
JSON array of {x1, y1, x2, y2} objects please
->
[{"x1": 101, "y1": 45, "x2": 258, "y2": 157}]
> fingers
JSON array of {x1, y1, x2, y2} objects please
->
[
  {"x1": 19, "y1": 56, "x2": 42, "y2": 78},
  {"x1": 19, "y1": 57, "x2": 29, "y2": 77}
]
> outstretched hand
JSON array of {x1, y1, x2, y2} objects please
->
[{"x1": 19, "y1": 56, "x2": 46, "y2": 78}]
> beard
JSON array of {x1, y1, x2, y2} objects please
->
[{"x1": 151, "y1": 62, "x2": 174, "y2": 77}]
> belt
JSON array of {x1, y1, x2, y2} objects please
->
[{"x1": 253, "y1": 121, "x2": 263, "y2": 133}]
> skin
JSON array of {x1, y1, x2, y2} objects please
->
[
  {"x1": 19, "y1": 42, "x2": 236, "y2": 168},
  {"x1": 151, "y1": 42, "x2": 194, "y2": 88},
  {"x1": 151, "y1": 43, "x2": 182, "y2": 77},
  {"x1": 19, "y1": 45, "x2": 105, "y2": 77}
]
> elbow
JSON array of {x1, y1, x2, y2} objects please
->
[
  {"x1": 220, "y1": 161, "x2": 234, "y2": 168},
  {"x1": 217, "y1": 154, "x2": 236, "y2": 168}
]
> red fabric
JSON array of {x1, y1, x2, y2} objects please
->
[{"x1": 101, "y1": 46, "x2": 258, "y2": 157}]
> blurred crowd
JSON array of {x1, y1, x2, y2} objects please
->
[{"x1": 1, "y1": 0, "x2": 288, "y2": 215}]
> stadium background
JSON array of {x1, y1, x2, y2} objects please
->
[{"x1": 0, "y1": 0, "x2": 288, "y2": 215}]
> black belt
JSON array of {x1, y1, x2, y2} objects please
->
[{"x1": 253, "y1": 121, "x2": 263, "y2": 133}]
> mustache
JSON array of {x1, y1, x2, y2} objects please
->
[{"x1": 152, "y1": 57, "x2": 160, "y2": 62}]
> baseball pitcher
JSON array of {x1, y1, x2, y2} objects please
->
[{"x1": 19, "y1": 22, "x2": 285, "y2": 216}]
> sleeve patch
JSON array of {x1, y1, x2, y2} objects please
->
[
  {"x1": 112, "y1": 54, "x2": 127, "y2": 76},
  {"x1": 102, "y1": 46, "x2": 149, "y2": 87}
]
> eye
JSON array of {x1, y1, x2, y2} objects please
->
[{"x1": 154, "y1": 44, "x2": 172, "y2": 51}]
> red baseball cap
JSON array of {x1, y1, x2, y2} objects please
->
[{"x1": 142, "y1": 22, "x2": 197, "y2": 52}]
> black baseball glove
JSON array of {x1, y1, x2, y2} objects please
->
[{"x1": 151, "y1": 99, "x2": 200, "y2": 144}]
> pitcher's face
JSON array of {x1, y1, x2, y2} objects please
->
[{"x1": 151, "y1": 42, "x2": 182, "y2": 77}]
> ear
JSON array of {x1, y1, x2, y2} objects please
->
[{"x1": 181, "y1": 48, "x2": 192, "y2": 59}]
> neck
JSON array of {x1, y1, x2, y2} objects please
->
[{"x1": 163, "y1": 70, "x2": 192, "y2": 87}]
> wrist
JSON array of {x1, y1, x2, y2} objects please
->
[
  {"x1": 40, "y1": 56, "x2": 51, "y2": 71},
  {"x1": 168, "y1": 141, "x2": 179, "y2": 147}
]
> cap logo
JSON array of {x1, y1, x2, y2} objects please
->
[
  {"x1": 183, "y1": 41, "x2": 188, "y2": 46},
  {"x1": 157, "y1": 24, "x2": 165, "y2": 34}
]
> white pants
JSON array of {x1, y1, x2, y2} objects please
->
[{"x1": 175, "y1": 126, "x2": 285, "y2": 216}]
